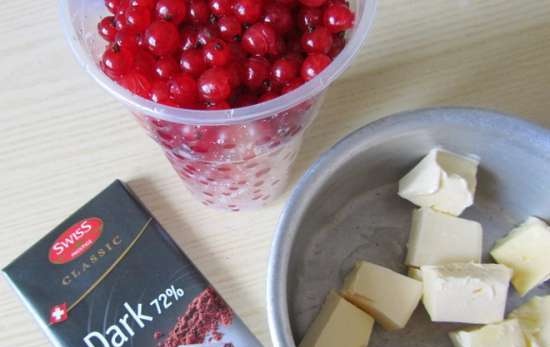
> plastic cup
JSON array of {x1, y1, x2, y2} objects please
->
[{"x1": 59, "y1": 0, "x2": 377, "y2": 211}]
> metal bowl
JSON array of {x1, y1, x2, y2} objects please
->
[{"x1": 267, "y1": 107, "x2": 550, "y2": 347}]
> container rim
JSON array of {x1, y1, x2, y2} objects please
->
[
  {"x1": 266, "y1": 107, "x2": 550, "y2": 347},
  {"x1": 59, "y1": 0, "x2": 378, "y2": 125}
]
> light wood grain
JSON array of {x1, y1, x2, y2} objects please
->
[{"x1": 1, "y1": 1, "x2": 549, "y2": 346}]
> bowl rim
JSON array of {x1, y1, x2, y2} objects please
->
[
  {"x1": 266, "y1": 106, "x2": 550, "y2": 347},
  {"x1": 58, "y1": 0, "x2": 377, "y2": 125}
]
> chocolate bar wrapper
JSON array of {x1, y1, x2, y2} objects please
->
[{"x1": 3, "y1": 180, "x2": 263, "y2": 347}]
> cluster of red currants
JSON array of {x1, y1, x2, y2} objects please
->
[{"x1": 98, "y1": 0, "x2": 355, "y2": 110}]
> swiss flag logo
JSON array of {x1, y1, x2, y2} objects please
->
[{"x1": 49, "y1": 303, "x2": 68, "y2": 325}]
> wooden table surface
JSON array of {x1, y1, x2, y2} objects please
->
[{"x1": 1, "y1": 1, "x2": 549, "y2": 346}]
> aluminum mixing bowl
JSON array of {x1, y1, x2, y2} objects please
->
[{"x1": 267, "y1": 107, "x2": 550, "y2": 347}]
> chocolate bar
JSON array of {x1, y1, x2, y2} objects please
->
[{"x1": 3, "y1": 180, "x2": 262, "y2": 347}]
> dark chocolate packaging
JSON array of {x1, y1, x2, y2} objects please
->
[{"x1": 3, "y1": 180, "x2": 263, "y2": 347}]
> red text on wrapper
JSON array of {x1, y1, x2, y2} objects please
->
[{"x1": 48, "y1": 218, "x2": 103, "y2": 264}]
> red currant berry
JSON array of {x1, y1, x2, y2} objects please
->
[
  {"x1": 101, "y1": 44, "x2": 134, "y2": 79},
  {"x1": 133, "y1": 50, "x2": 156, "y2": 78},
  {"x1": 242, "y1": 56, "x2": 271, "y2": 89},
  {"x1": 196, "y1": 24, "x2": 219, "y2": 46},
  {"x1": 328, "y1": 33, "x2": 345, "y2": 58},
  {"x1": 323, "y1": 3, "x2": 355, "y2": 33},
  {"x1": 296, "y1": 7, "x2": 322, "y2": 31},
  {"x1": 150, "y1": 79, "x2": 172, "y2": 104},
  {"x1": 114, "y1": 28, "x2": 140, "y2": 52},
  {"x1": 114, "y1": 13, "x2": 127, "y2": 30},
  {"x1": 105, "y1": 0, "x2": 122, "y2": 14},
  {"x1": 271, "y1": 56, "x2": 299, "y2": 84},
  {"x1": 180, "y1": 49, "x2": 208, "y2": 76},
  {"x1": 156, "y1": 0, "x2": 187, "y2": 24},
  {"x1": 263, "y1": 4, "x2": 293, "y2": 34},
  {"x1": 168, "y1": 73, "x2": 199, "y2": 106},
  {"x1": 154, "y1": 56, "x2": 179, "y2": 79},
  {"x1": 218, "y1": 16, "x2": 242, "y2": 41},
  {"x1": 136, "y1": 32, "x2": 146, "y2": 47},
  {"x1": 119, "y1": 71, "x2": 152, "y2": 98},
  {"x1": 180, "y1": 26, "x2": 199, "y2": 50},
  {"x1": 188, "y1": 0, "x2": 210, "y2": 24},
  {"x1": 232, "y1": 0, "x2": 263, "y2": 24},
  {"x1": 144, "y1": 20, "x2": 180, "y2": 56},
  {"x1": 129, "y1": 0, "x2": 155, "y2": 8},
  {"x1": 301, "y1": 26, "x2": 333, "y2": 54},
  {"x1": 281, "y1": 77, "x2": 304, "y2": 93},
  {"x1": 209, "y1": 0, "x2": 232, "y2": 17},
  {"x1": 115, "y1": 0, "x2": 130, "y2": 16},
  {"x1": 226, "y1": 61, "x2": 243, "y2": 87},
  {"x1": 203, "y1": 38, "x2": 232, "y2": 67},
  {"x1": 298, "y1": 0, "x2": 327, "y2": 7},
  {"x1": 198, "y1": 67, "x2": 232, "y2": 102},
  {"x1": 301, "y1": 53, "x2": 331, "y2": 81},
  {"x1": 124, "y1": 6, "x2": 152, "y2": 32},
  {"x1": 242, "y1": 23, "x2": 278, "y2": 56},
  {"x1": 98, "y1": 16, "x2": 117, "y2": 42}
]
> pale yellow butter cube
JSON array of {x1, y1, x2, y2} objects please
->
[
  {"x1": 449, "y1": 319, "x2": 527, "y2": 347},
  {"x1": 299, "y1": 291, "x2": 374, "y2": 347},
  {"x1": 398, "y1": 149, "x2": 479, "y2": 216},
  {"x1": 421, "y1": 263, "x2": 512, "y2": 324},
  {"x1": 405, "y1": 208, "x2": 482, "y2": 267},
  {"x1": 491, "y1": 217, "x2": 550, "y2": 296},
  {"x1": 509, "y1": 296, "x2": 550, "y2": 347},
  {"x1": 341, "y1": 261, "x2": 422, "y2": 331}
]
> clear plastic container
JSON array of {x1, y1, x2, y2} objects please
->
[{"x1": 59, "y1": 0, "x2": 377, "y2": 211}]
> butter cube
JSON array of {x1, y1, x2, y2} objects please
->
[
  {"x1": 408, "y1": 267, "x2": 423, "y2": 281},
  {"x1": 421, "y1": 263, "x2": 512, "y2": 324},
  {"x1": 405, "y1": 208, "x2": 482, "y2": 267},
  {"x1": 398, "y1": 149, "x2": 479, "y2": 216},
  {"x1": 449, "y1": 319, "x2": 527, "y2": 347},
  {"x1": 299, "y1": 291, "x2": 374, "y2": 347},
  {"x1": 491, "y1": 217, "x2": 550, "y2": 296},
  {"x1": 341, "y1": 261, "x2": 422, "y2": 331},
  {"x1": 509, "y1": 296, "x2": 550, "y2": 347}
]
